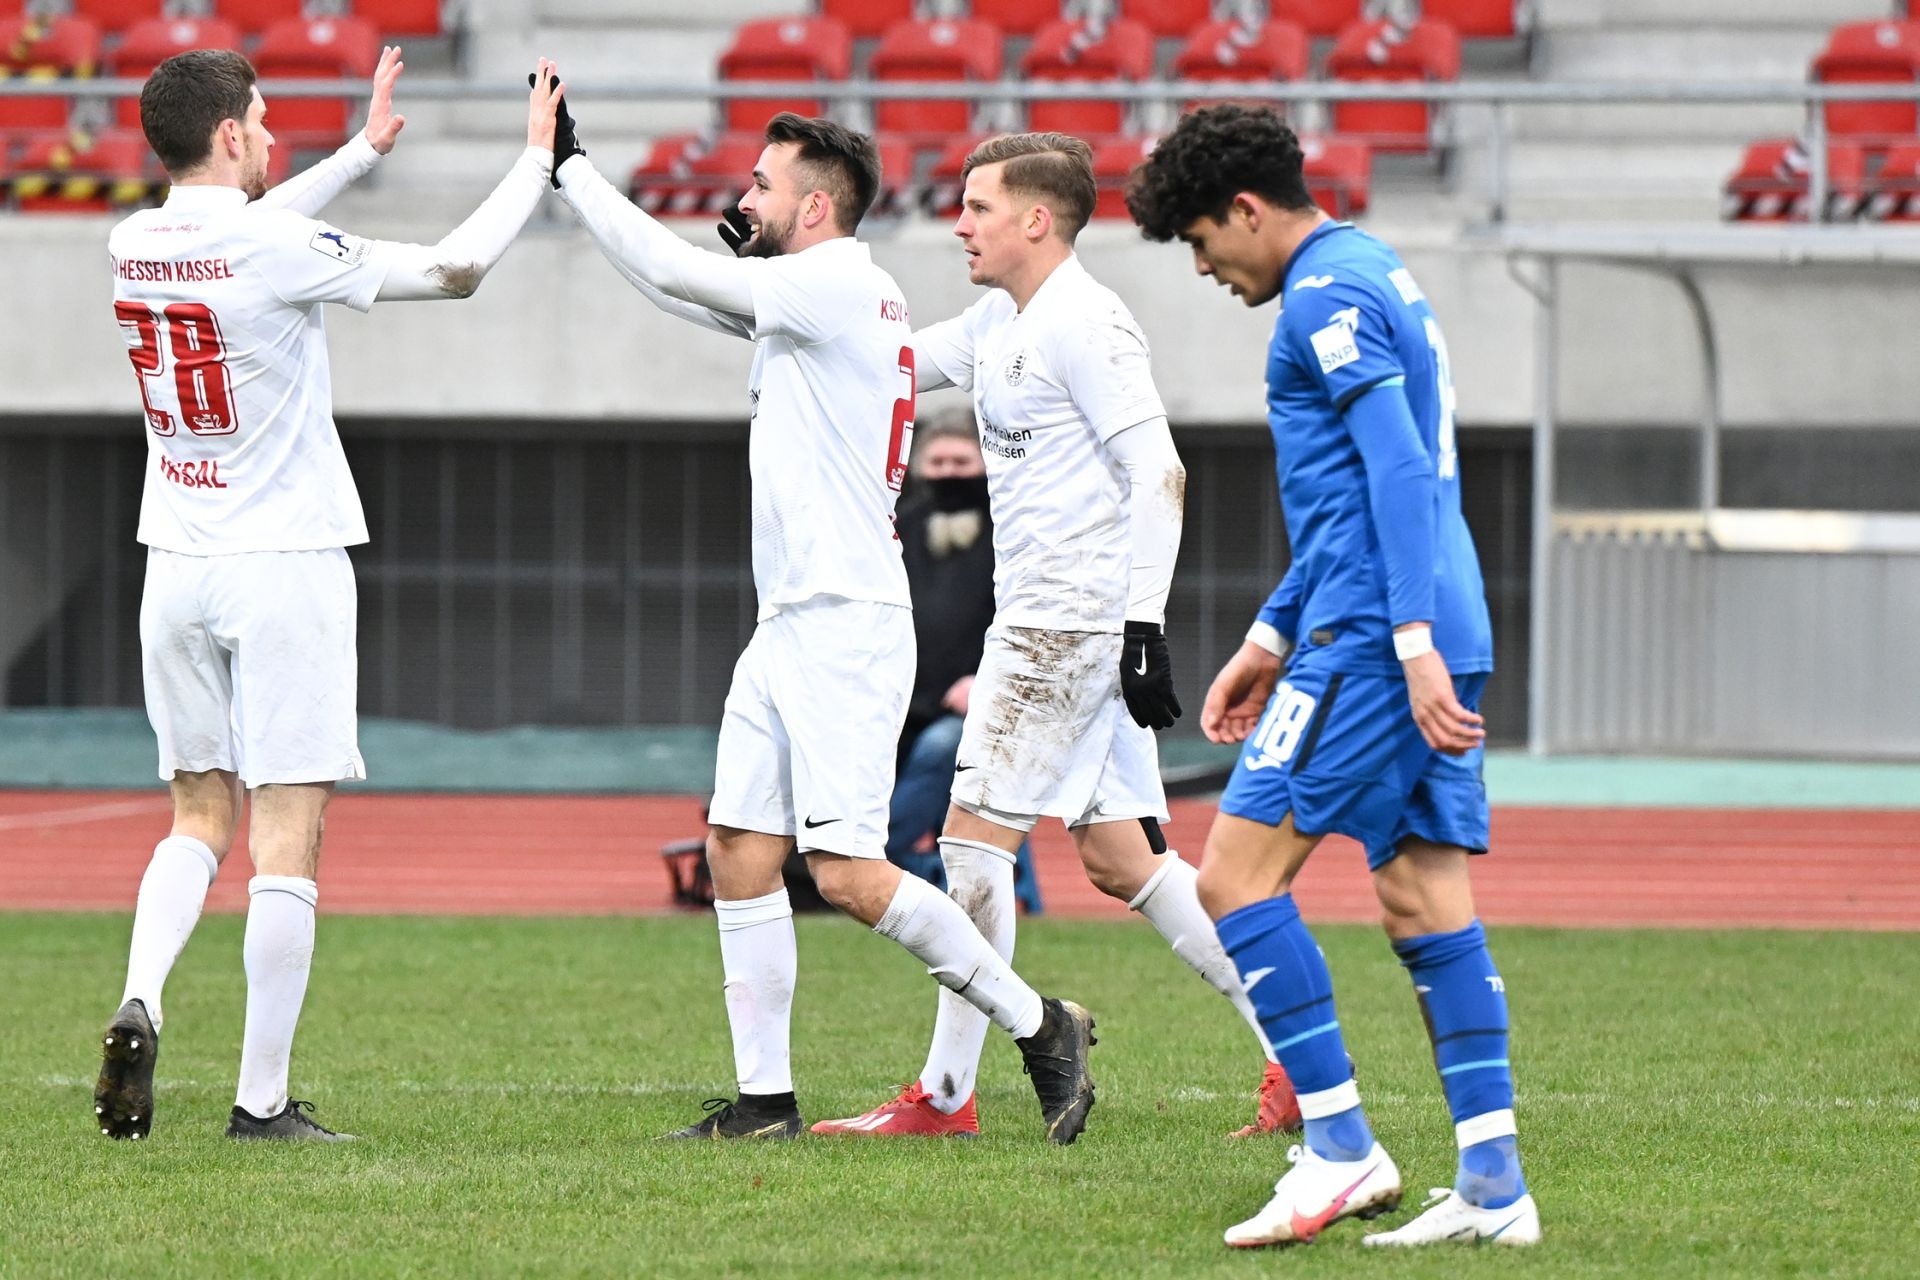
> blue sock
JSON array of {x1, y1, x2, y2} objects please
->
[
  {"x1": 1216, "y1": 894, "x2": 1373, "y2": 1162},
  {"x1": 1392, "y1": 919, "x2": 1526, "y2": 1208}
]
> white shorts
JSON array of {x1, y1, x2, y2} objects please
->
[
  {"x1": 140, "y1": 547, "x2": 365, "y2": 788},
  {"x1": 951, "y1": 626, "x2": 1168, "y2": 831},
  {"x1": 709, "y1": 596, "x2": 913, "y2": 859}
]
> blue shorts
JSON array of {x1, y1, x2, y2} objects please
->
[{"x1": 1218, "y1": 664, "x2": 1491, "y2": 870}]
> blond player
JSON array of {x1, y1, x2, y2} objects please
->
[
  {"x1": 538, "y1": 90, "x2": 1098, "y2": 1142},
  {"x1": 815, "y1": 134, "x2": 1299, "y2": 1140},
  {"x1": 93, "y1": 51, "x2": 558, "y2": 1142}
]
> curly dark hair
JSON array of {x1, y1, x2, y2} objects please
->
[{"x1": 1125, "y1": 105, "x2": 1315, "y2": 241}]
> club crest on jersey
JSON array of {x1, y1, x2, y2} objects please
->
[
  {"x1": 1309, "y1": 307, "x2": 1362, "y2": 374},
  {"x1": 308, "y1": 226, "x2": 370, "y2": 265},
  {"x1": 1002, "y1": 350, "x2": 1029, "y2": 386}
]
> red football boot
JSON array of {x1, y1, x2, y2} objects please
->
[
  {"x1": 810, "y1": 1082, "x2": 980, "y2": 1137},
  {"x1": 1229, "y1": 1060, "x2": 1303, "y2": 1138}
]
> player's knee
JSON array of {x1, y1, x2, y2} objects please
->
[
  {"x1": 1194, "y1": 856, "x2": 1241, "y2": 921},
  {"x1": 805, "y1": 856, "x2": 862, "y2": 912}
]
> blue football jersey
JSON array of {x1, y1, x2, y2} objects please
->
[{"x1": 1258, "y1": 221, "x2": 1492, "y2": 675}]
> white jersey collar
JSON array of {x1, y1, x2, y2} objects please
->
[
  {"x1": 1018, "y1": 252, "x2": 1087, "y2": 316},
  {"x1": 162, "y1": 183, "x2": 252, "y2": 211}
]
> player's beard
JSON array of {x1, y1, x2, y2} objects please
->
[
  {"x1": 743, "y1": 209, "x2": 797, "y2": 259},
  {"x1": 241, "y1": 147, "x2": 270, "y2": 202}
]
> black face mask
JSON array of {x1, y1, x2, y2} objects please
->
[{"x1": 924, "y1": 474, "x2": 990, "y2": 513}]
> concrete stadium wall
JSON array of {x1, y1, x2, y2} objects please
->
[{"x1": 13, "y1": 212, "x2": 1920, "y2": 431}]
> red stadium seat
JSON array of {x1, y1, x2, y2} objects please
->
[
  {"x1": 1117, "y1": 0, "x2": 1211, "y2": 39},
  {"x1": 1301, "y1": 133, "x2": 1371, "y2": 218},
  {"x1": 626, "y1": 131, "x2": 711, "y2": 214},
  {"x1": 70, "y1": 0, "x2": 165, "y2": 36},
  {"x1": 1722, "y1": 136, "x2": 1866, "y2": 222},
  {"x1": 820, "y1": 0, "x2": 912, "y2": 41},
  {"x1": 1020, "y1": 18, "x2": 1155, "y2": 136},
  {"x1": 1812, "y1": 21, "x2": 1920, "y2": 145},
  {"x1": 872, "y1": 131, "x2": 914, "y2": 215},
  {"x1": 354, "y1": 0, "x2": 444, "y2": 37},
  {"x1": 1325, "y1": 19, "x2": 1461, "y2": 154},
  {"x1": 1269, "y1": 0, "x2": 1362, "y2": 40},
  {"x1": 112, "y1": 18, "x2": 244, "y2": 129},
  {"x1": 920, "y1": 130, "x2": 992, "y2": 217},
  {"x1": 11, "y1": 126, "x2": 153, "y2": 213},
  {"x1": 0, "y1": 15, "x2": 99, "y2": 131},
  {"x1": 215, "y1": 0, "x2": 305, "y2": 38},
  {"x1": 214, "y1": 0, "x2": 304, "y2": 38},
  {"x1": 1419, "y1": 0, "x2": 1520, "y2": 41},
  {"x1": 1864, "y1": 139, "x2": 1920, "y2": 221},
  {"x1": 628, "y1": 131, "x2": 767, "y2": 217},
  {"x1": 1172, "y1": 19, "x2": 1310, "y2": 110},
  {"x1": 970, "y1": 0, "x2": 1062, "y2": 38},
  {"x1": 716, "y1": 17, "x2": 852, "y2": 133},
  {"x1": 1088, "y1": 133, "x2": 1151, "y2": 219},
  {"x1": 870, "y1": 18, "x2": 1002, "y2": 143},
  {"x1": 253, "y1": 17, "x2": 380, "y2": 147}
]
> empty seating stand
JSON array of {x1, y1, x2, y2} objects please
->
[
  {"x1": 969, "y1": 0, "x2": 1065, "y2": 38},
  {"x1": 69, "y1": 0, "x2": 165, "y2": 36},
  {"x1": 11, "y1": 126, "x2": 151, "y2": 212},
  {"x1": 1325, "y1": 18, "x2": 1461, "y2": 155},
  {"x1": 113, "y1": 18, "x2": 244, "y2": 128},
  {"x1": 1269, "y1": 0, "x2": 1362, "y2": 40},
  {"x1": 1812, "y1": 20, "x2": 1920, "y2": 148},
  {"x1": 1020, "y1": 17, "x2": 1154, "y2": 136},
  {"x1": 0, "y1": 15, "x2": 99, "y2": 131},
  {"x1": 217, "y1": 0, "x2": 307, "y2": 38},
  {"x1": 1420, "y1": 0, "x2": 1521, "y2": 41},
  {"x1": 819, "y1": 0, "x2": 912, "y2": 41},
  {"x1": 1173, "y1": 19, "x2": 1310, "y2": 111},
  {"x1": 252, "y1": 16, "x2": 380, "y2": 148},
  {"x1": 870, "y1": 18, "x2": 1003, "y2": 146},
  {"x1": 1722, "y1": 137, "x2": 1866, "y2": 222},
  {"x1": 1301, "y1": 133, "x2": 1370, "y2": 218},
  {"x1": 1864, "y1": 139, "x2": 1920, "y2": 221},
  {"x1": 716, "y1": 16, "x2": 852, "y2": 133},
  {"x1": 1116, "y1": 0, "x2": 1211, "y2": 40}
]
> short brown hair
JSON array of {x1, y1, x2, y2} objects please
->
[
  {"x1": 962, "y1": 133, "x2": 1097, "y2": 241},
  {"x1": 140, "y1": 48, "x2": 257, "y2": 176},
  {"x1": 763, "y1": 112, "x2": 882, "y2": 233}
]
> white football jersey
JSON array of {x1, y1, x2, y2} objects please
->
[
  {"x1": 110, "y1": 184, "x2": 391, "y2": 555},
  {"x1": 914, "y1": 255, "x2": 1166, "y2": 633},
  {"x1": 742, "y1": 236, "x2": 914, "y2": 619}
]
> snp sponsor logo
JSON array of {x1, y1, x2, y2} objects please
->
[
  {"x1": 1246, "y1": 682, "x2": 1318, "y2": 772},
  {"x1": 1309, "y1": 307, "x2": 1361, "y2": 374}
]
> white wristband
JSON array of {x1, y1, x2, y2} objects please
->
[
  {"x1": 1393, "y1": 625, "x2": 1434, "y2": 662},
  {"x1": 1246, "y1": 620, "x2": 1288, "y2": 657}
]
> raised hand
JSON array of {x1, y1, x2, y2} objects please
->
[
  {"x1": 363, "y1": 45, "x2": 406, "y2": 155},
  {"x1": 528, "y1": 61, "x2": 583, "y2": 188}
]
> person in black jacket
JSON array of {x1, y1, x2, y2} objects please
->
[{"x1": 889, "y1": 411, "x2": 1042, "y2": 913}]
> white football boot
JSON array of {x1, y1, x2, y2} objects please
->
[
  {"x1": 1363, "y1": 1188, "x2": 1542, "y2": 1247},
  {"x1": 1222, "y1": 1142, "x2": 1403, "y2": 1248}
]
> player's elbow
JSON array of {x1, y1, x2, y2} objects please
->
[{"x1": 427, "y1": 260, "x2": 487, "y2": 299}]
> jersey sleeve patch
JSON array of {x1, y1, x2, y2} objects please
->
[
  {"x1": 1309, "y1": 308, "x2": 1362, "y2": 374},
  {"x1": 308, "y1": 226, "x2": 371, "y2": 266}
]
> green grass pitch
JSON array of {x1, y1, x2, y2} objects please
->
[{"x1": 2, "y1": 912, "x2": 1916, "y2": 1278}]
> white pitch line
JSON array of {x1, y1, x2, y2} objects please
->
[{"x1": 0, "y1": 797, "x2": 168, "y2": 832}]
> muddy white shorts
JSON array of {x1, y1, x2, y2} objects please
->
[
  {"x1": 950, "y1": 625, "x2": 1168, "y2": 831},
  {"x1": 709, "y1": 596, "x2": 914, "y2": 858},
  {"x1": 141, "y1": 546, "x2": 365, "y2": 788}
]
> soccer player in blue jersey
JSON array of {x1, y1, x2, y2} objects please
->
[{"x1": 1126, "y1": 104, "x2": 1540, "y2": 1249}]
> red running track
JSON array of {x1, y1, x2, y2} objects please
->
[{"x1": 1, "y1": 790, "x2": 1914, "y2": 930}]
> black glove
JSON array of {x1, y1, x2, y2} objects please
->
[
  {"x1": 717, "y1": 205, "x2": 754, "y2": 257},
  {"x1": 1120, "y1": 620, "x2": 1182, "y2": 730},
  {"x1": 529, "y1": 71, "x2": 584, "y2": 189}
]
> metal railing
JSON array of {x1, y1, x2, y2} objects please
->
[{"x1": 8, "y1": 77, "x2": 1920, "y2": 223}]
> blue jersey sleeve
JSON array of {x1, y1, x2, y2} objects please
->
[
  {"x1": 1257, "y1": 563, "x2": 1302, "y2": 644},
  {"x1": 1281, "y1": 275, "x2": 1406, "y2": 410},
  {"x1": 1344, "y1": 379, "x2": 1438, "y2": 627}
]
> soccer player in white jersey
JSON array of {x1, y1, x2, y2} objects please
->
[
  {"x1": 535, "y1": 89, "x2": 1098, "y2": 1142},
  {"x1": 92, "y1": 50, "x2": 558, "y2": 1142},
  {"x1": 815, "y1": 134, "x2": 1300, "y2": 1140}
]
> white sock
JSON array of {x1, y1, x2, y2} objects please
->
[
  {"x1": 1130, "y1": 852, "x2": 1278, "y2": 1065},
  {"x1": 234, "y1": 876, "x2": 318, "y2": 1120},
  {"x1": 716, "y1": 889, "x2": 796, "y2": 1096},
  {"x1": 875, "y1": 869, "x2": 1043, "y2": 1041},
  {"x1": 918, "y1": 839, "x2": 1016, "y2": 1114},
  {"x1": 120, "y1": 835, "x2": 219, "y2": 1030}
]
